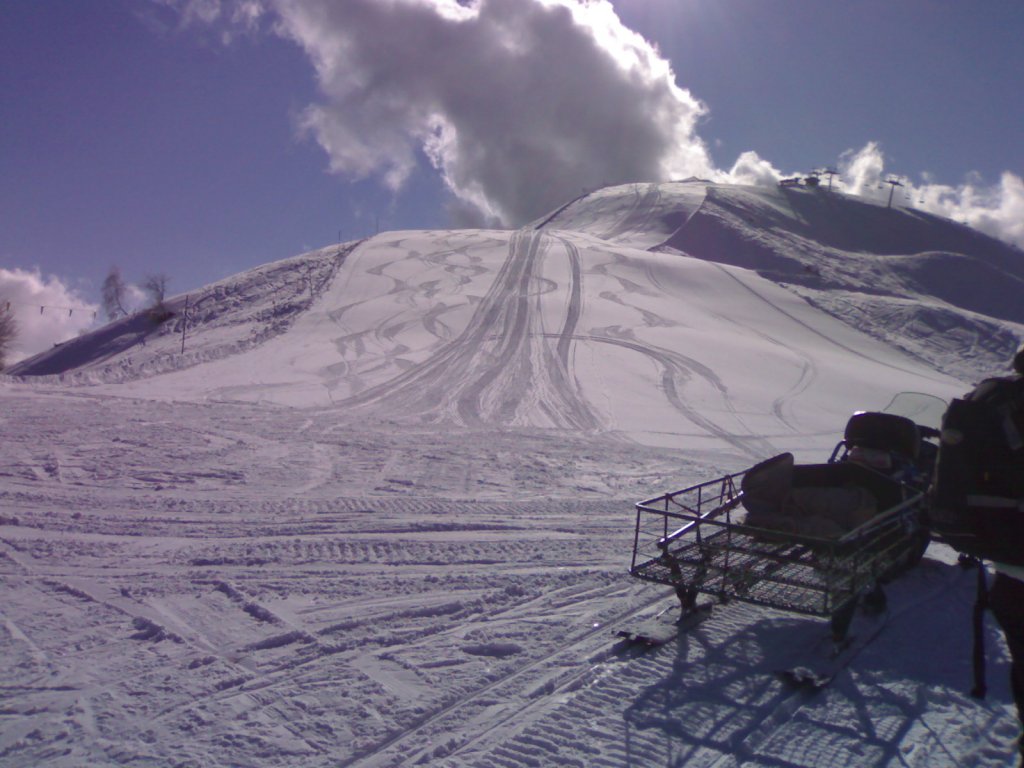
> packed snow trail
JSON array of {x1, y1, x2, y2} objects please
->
[
  {"x1": 424, "y1": 558, "x2": 1014, "y2": 768},
  {"x1": 2, "y1": 387, "x2": 1020, "y2": 768}
]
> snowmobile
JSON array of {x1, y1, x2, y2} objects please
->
[{"x1": 627, "y1": 393, "x2": 945, "y2": 644}]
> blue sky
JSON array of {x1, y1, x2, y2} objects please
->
[
  {"x1": 2, "y1": 0, "x2": 1022, "y2": 362},
  {"x1": 621, "y1": 0, "x2": 1023, "y2": 183}
]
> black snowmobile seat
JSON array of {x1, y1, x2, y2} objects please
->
[{"x1": 844, "y1": 411, "x2": 920, "y2": 460}]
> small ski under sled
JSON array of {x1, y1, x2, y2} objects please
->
[
  {"x1": 618, "y1": 589, "x2": 713, "y2": 647},
  {"x1": 775, "y1": 599, "x2": 890, "y2": 691}
]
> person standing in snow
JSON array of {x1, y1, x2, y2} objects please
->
[
  {"x1": 983, "y1": 347, "x2": 1024, "y2": 765},
  {"x1": 937, "y1": 346, "x2": 1024, "y2": 764},
  {"x1": 990, "y1": 565, "x2": 1024, "y2": 765}
]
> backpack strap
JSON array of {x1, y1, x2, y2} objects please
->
[
  {"x1": 999, "y1": 384, "x2": 1024, "y2": 451},
  {"x1": 973, "y1": 376, "x2": 1024, "y2": 451}
]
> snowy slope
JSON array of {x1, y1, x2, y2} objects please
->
[
  {"x1": 659, "y1": 183, "x2": 1024, "y2": 381},
  {"x1": 2, "y1": 181, "x2": 1023, "y2": 767}
]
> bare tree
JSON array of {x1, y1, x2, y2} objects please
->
[
  {"x1": 0, "y1": 299, "x2": 17, "y2": 370},
  {"x1": 143, "y1": 273, "x2": 174, "y2": 324},
  {"x1": 143, "y1": 274, "x2": 169, "y2": 308},
  {"x1": 102, "y1": 266, "x2": 129, "y2": 320}
]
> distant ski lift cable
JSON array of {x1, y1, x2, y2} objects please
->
[{"x1": 3, "y1": 300, "x2": 97, "y2": 319}]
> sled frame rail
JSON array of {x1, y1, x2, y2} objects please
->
[{"x1": 629, "y1": 469, "x2": 923, "y2": 623}]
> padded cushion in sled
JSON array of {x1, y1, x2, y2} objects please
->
[
  {"x1": 741, "y1": 453, "x2": 794, "y2": 516},
  {"x1": 845, "y1": 411, "x2": 920, "y2": 460}
]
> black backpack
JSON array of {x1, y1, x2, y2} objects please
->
[{"x1": 930, "y1": 376, "x2": 1024, "y2": 565}]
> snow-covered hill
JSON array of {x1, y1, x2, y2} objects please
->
[
  {"x1": 2, "y1": 181, "x2": 1022, "y2": 767},
  {"x1": 11, "y1": 181, "x2": 1019, "y2": 452}
]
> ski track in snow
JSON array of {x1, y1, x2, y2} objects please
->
[
  {"x1": 708, "y1": 263, "x2": 949, "y2": 384},
  {"x1": 4, "y1": 180, "x2": 1021, "y2": 766},
  {"x1": 0, "y1": 388, "x2": 717, "y2": 767},
  {"x1": 333, "y1": 229, "x2": 601, "y2": 432}
]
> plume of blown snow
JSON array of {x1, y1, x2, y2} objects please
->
[
  {"x1": 839, "y1": 141, "x2": 888, "y2": 199},
  {"x1": 724, "y1": 151, "x2": 785, "y2": 187},
  {"x1": 0, "y1": 268, "x2": 99, "y2": 366},
  {"x1": 839, "y1": 142, "x2": 1024, "y2": 249}
]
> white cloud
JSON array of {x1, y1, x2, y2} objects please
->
[
  {"x1": 150, "y1": 0, "x2": 265, "y2": 41},
  {"x1": 153, "y1": 0, "x2": 226, "y2": 25},
  {"x1": 161, "y1": 1, "x2": 1024, "y2": 249},
  {"x1": 249, "y1": 0, "x2": 715, "y2": 226},
  {"x1": 0, "y1": 268, "x2": 100, "y2": 366},
  {"x1": 915, "y1": 170, "x2": 1024, "y2": 248}
]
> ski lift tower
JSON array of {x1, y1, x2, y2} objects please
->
[
  {"x1": 822, "y1": 168, "x2": 839, "y2": 191},
  {"x1": 885, "y1": 177, "x2": 904, "y2": 209}
]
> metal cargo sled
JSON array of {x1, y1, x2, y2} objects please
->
[{"x1": 627, "y1": 394, "x2": 944, "y2": 640}]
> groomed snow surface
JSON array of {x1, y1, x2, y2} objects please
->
[{"x1": 3, "y1": 181, "x2": 1024, "y2": 766}]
